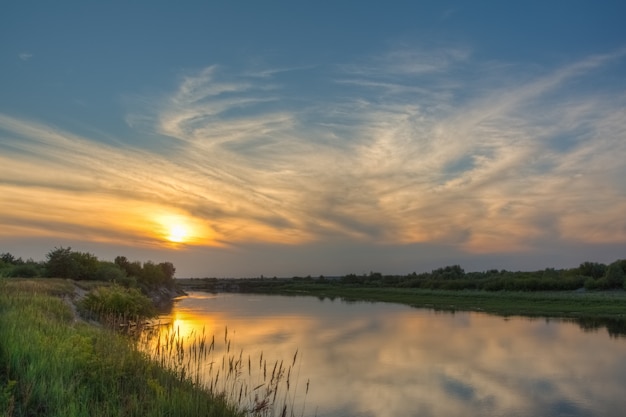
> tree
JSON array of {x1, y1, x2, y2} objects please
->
[
  {"x1": 45, "y1": 247, "x2": 100, "y2": 280},
  {"x1": 1, "y1": 252, "x2": 23, "y2": 265},
  {"x1": 431, "y1": 265, "x2": 465, "y2": 280},
  {"x1": 95, "y1": 261, "x2": 127, "y2": 282},
  {"x1": 72, "y1": 251, "x2": 100, "y2": 280},
  {"x1": 579, "y1": 262, "x2": 607, "y2": 279},
  {"x1": 159, "y1": 262, "x2": 176, "y2": 282},
  {"x1": 45, "y1": 247, "x2": 79, "y2": 278},
  {"x1": 8, "y1": 263, "x2": 40, "y2": 278},
  {"x1": 115, "y1": 256, "x2": 142, "y2": 278},
  {"x1": 140, "y1": 261, "x2": 166, "y2": 286},
  {"x1": 605, "y1": 261, "x2": 625, "y2": 288}
]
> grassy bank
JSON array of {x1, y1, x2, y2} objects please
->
[
  {"x1": 0, "y1": 279, "x2": 242, "y2": 417},
  {"x1": 294, "y1": 285, "x2": 626, "y2": 318},
  {"x1": 180, "y1": 278, "x2": 626, "y2": 321},
  {"x1": 180, "y1": 279, "x2": 626, "y2": 337}
]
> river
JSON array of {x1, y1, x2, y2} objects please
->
[{"x1": 151, "y1": 291, "x2": 626, "y2": 417}]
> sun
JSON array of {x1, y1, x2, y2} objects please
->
[
  {"x1": 167, "y1": 224, "x2": 189, "y2": 243},
  {"x1": 155, "y1": 213, "x2": 205, "y2": 245}
]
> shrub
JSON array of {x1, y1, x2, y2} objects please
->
[
  {"x1": 79, "y1": 285, "x2": 156, "y2": 321},
  {"x1": 95, "y1": 262, "x2": 127, "y2": 282},
  {"x1": 584, "y1": 277, "x2": 597, "y2": 290},
  {"x1": 8, "y1": 264, "x2": 40, "y2": 278}
]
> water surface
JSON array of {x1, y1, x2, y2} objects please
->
[{"x1": 159, "y1": 292, "x2": 626, "y2": 417}]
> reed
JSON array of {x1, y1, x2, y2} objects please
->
[{"x1": 140, "y1": 324, "x2": 310, "y2": 417}]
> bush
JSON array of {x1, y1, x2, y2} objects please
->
[
  {"x1": 584, "y1": 277, "x2": 597, "y2": 290},
  {"x1": 79, "y1": 285, "x2": 156, "y2": 321},
  {"x1": 95, "y1": 262, "x2": 127, "y2": 282},
  {"x1": 585, "y1": 277, "x2": 610, "y2": 290},
  {"x1": 8, "y1": 264, "x2": 40, "y2": 278}
]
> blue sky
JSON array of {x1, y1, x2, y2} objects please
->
[{"x1": 1, "y1": 1, "x2": 625, "y2": 277}]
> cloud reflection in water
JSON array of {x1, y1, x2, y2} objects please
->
[{"x1": 160, "y1": 293, "x2": 625, "y2": 417}]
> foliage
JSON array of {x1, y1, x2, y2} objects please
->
[
  {"x1": 18, "y1": 247, "x2": 180, "y2": 295},
  {"x1": 431, "y1": 264, "x2": 465, "y2": 280},
  {"x1": 45, "y1": 247, "x2": 100, "y2": 280},
  {"x1": 115, "y1": 256, "x2": 177, "y2": 288},
  {"x1": 78, "y1": 285, "x2": 157, "y2": 321},
  {"x1": 115, "y1": 256, "x2": 142, "y2": 278},
  {"x1": 579, "y1": 261, "x2": 607, "y2": 279},
  {"x1": 94, "y1": 261, "x2": 126, "y2": 282},
  {"x1": 605, "y1": 261, "x2": 625, "y2": 287},
  {"x1": 7, "y1": 263, "x2": 41, "y2": 278},
  {"x1": 1, "y1": 252, "x2": 23, "y2": 265},
  {"x1": 0, "y1": 279, "x2": 242, "y2": 417},
  {"x1": 332, "y1": 260, "x2": 626, "y2": 292}
]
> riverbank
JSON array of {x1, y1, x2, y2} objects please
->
[
  {"x1": 178, "y1": 278, "x2": 626, "y2": 320},
  {"x1": 0, "y1": 278, "x2": 242, "y2": 417}
]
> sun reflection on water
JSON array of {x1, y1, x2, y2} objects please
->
[{"x1": 145, "y1": 292, "x2": 626, "y2": 417}]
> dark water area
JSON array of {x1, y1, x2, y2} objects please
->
[{"x1": 158, "y1": 292, "x2": 626, "y2": 417}]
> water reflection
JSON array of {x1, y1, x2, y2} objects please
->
[{"x1": 157, "y1": 292, "x2": 626, "y2": 417}]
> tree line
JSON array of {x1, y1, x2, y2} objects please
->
[
  {"x1": 0, "y1": 247, "x2": 176, "y2": 290},
  {"x1": 337, "y1": 260, "x2": 626, "y2": 291}
]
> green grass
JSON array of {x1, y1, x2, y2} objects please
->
[
  {"x1": 281, "y1": 284, "x2": 626, "y2": 318},
  {"x1": 184, "y1": 279, "x2": 626, "y2": 336},
  {"x1": 0, "y1": 279, "x2": 243, "y2": 417},
  {"x1": 182, "y1": 278, "x2": 626, "y2": 320}
]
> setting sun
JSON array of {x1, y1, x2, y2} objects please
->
[
  {"x1": 167, "y1": 224, "x2": 189, "y2": 243},
  {"x1": 153, "y1": 213, "x2": 218, "y2": 247}
]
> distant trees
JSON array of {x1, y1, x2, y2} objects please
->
[
  {"x1": 0, "y1": 252, "x2": 43, "y2": 278},
  {"x1": 45, "y1": 247, "x2": 99, "y2": 280},
  {"x1": 581, "y1": 260, "x2": 626, "y2": 290},
  {"x1": 0, "y1": 247, "x2": 177, "y2": 292},
  {"x1": 431, "y1": 265, "x2": 465, "y2": 280},
  {"x1": 115, "y1": 256, "x2": 176, "y2": 288},
  {"x1": 579, "y1": 262, "x2": 607, "y2": 279},
  {"x1": 2, "y1": 246, "x2": 625, "y2": 293},
  {"x1": 1, "y1": 252, "x2": 23, "y2": 265},
  {"x1": 334, "y1": 259, "x2": 626, "y2": 292}
]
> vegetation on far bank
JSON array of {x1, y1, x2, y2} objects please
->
[
  {"x1": 178, "y1": 258, "x2": 626, "y2": 326},
  {"x1": 189, "y1": 258, "x2": 626, "y2": 292}
]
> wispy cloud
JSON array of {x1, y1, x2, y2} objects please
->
[
  {"x1": 18, "y1": 52, "x2": 33, "y2": 61},
  {"x1": 2, "y1": 47, "x2": 626, "y2": 253}
]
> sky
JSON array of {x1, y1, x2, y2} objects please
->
[{"x1": 1, "y1": 1, "x2": 625, "y2": 277}]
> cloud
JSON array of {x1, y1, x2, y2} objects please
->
[
  {"x1": 2, "y1": 47, "x2": 626, "y2": 255},
  {"x1": 18, "y1": 52, "x2": 33, "y2": 61}
]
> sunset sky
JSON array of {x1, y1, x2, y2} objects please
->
[{"x1": 1, "y1": 1, "x2": 625, "y2": 277}]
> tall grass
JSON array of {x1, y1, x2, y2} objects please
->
[
  {"x1": 140, "y1": 325, "x2": 310, "y2": 417},
  {"x1": 0, "y1": 279, "x2": 242, "y2": 417}
]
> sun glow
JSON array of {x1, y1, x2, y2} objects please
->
[
  {"x1": 155, "y1": 214, "x2": 196, "y2": 245},
  {"x1": 168, "y1": 224, "x2": 189, "y2": 243},
  {"x1": 155, "y1": 213, "x2": 218, "y2": 247}
]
